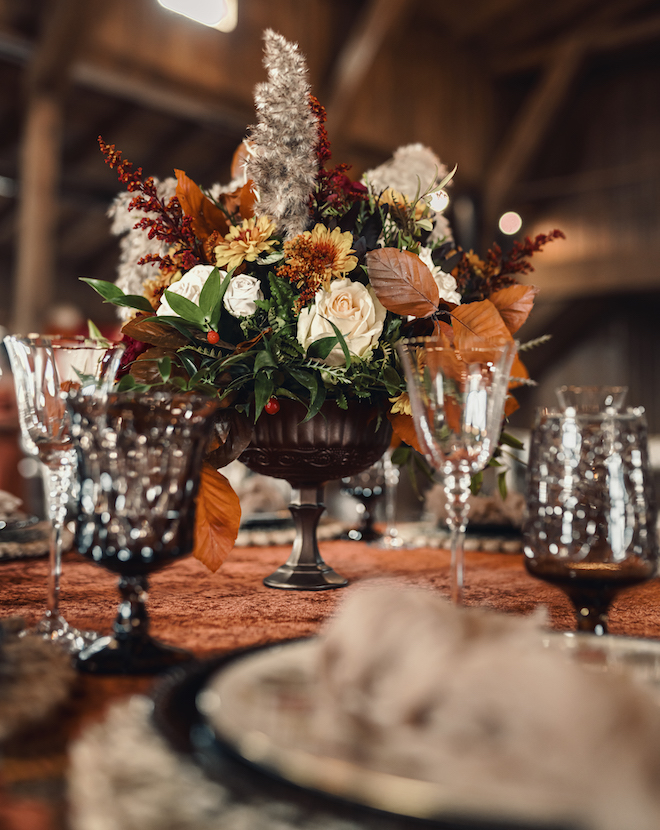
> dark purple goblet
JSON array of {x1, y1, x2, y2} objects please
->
[{"x1": 68, "y1": 392, "x2": 218, "y2": 674}]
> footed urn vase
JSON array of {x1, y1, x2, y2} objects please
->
[{"x1": 240, "y1": 399, "x2": 392, "y2": 590}]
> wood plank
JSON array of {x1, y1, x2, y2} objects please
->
[
  {"x1": 483, "y1": 35, "x2": 585, "y2": 232},
  {"x1": 12, "y1": 0, "x2": 94, "y2": 333},
  {"x1": 325, "y1": 0, "x2": 410, "y2": 135}
]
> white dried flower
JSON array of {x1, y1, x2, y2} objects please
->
[
  {"x1": 246, "y1": 30, "x2": 318, "y2": 239},
  {"x1": 108, "y1": 178, "x2": 177, "y2": 320}
]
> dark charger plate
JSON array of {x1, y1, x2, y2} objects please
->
[{"x1": 150, "y1": 643, "x2": 574, "y2": 830}]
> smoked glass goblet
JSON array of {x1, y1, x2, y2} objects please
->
[
  {"x1": 397, "y1": 338, "x2": 516, "y2": 604},
  {"x1": 68, "y1": 391, "x2": 218, "y2": 673},
  {"x1": 4, "y1": 334, "x2": 124, "y2": 652},
  {"x1": 523, "y1": 407, "x2": 658, "y2": 635}
]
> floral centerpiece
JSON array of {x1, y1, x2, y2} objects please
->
[{"x1": 85, "y1": 30, "x2": 564, "y2": 572}]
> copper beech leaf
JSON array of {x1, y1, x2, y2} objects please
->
[
  {"x1": 129, "y1": 347, "x2": 186, "y2": 385},
  {"x1": 366, "y1": 248, "x2": 443, "y2": 317},
  {"x1": 489, "y1": 285, "x2": 538, "y2": 334},
  {"x1": 387, "y1": 412, "x2": 423, "y2": 455},
  {"x1": 451, "y1": 300, "x2": 514, "y2": 352},
  {"x1": 122, "y1": 314, "x2": 189, "y2": 350},
  {"x1": 175, "y1": 169, "x2": 229, "y2": 243},
  {"x1": 193, "y1": 463, "x2": 241, "y2": 572}
]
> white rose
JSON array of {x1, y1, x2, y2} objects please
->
[
  {"x1": 156, "y1": 264, "x2": 218, "y2": 317},
  {"x1": 418, "y1": 248, "x2": 461, "y2": 305},
  {"x1": 297, "y1": 279, "x2": 387, "y2": 367},
  {"x1": 223, "y1": 274, "x2": 264, "y2": 318}
]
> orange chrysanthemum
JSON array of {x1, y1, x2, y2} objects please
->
[
  {"x1": 277, "y1": 223, "x2": 358, "y2": 307},
  {"x1": 214, "y1": 216, "x2": 277, "y2": 271}
]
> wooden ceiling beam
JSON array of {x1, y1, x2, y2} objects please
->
[
  {"x1": 483, "y1": 34, "x2": 585, "y2": 233},
  {"x1": 0, "y1": 29, "x2": 250, "y2": 133},
  {"x1": 494, "y1": 7, "x2": 660, "y2": 73},
  {"x1": 325, "y1": 0, "x2": 410, "y2": 136},
  {"x1": 12, "y1": 0, "x2": 96, "y2": 334}
]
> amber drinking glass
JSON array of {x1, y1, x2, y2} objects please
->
[
  {"x1": 523, "y1": 407, "x2": 658, "y2": 634},
  {"x1": 68, "y1": 391, "x2": 218, "y2": 673}
]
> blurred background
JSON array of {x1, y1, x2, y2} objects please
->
[{"x1": 0, "y1": 0, "x2": 659, "y2": 509}]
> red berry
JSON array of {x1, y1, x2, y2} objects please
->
[
  {"x1": 264, "y1": 397, "x2": 280, "y2": 415},
  {"x1": 207, "y1": 330, "x2": 220, "y2": 345}
]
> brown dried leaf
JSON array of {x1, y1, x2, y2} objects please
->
[
  {"x1": 129, "y1": 347, "x2": 185, "y2": 385},
  {"x1": 451, "y1": 300, "x2": 513, "y2": 352},
  {"x1": 508, "y1": 353, "x2": 530, "y2": 390},
  {"x1": 175, "y1": 169, "x2": 229, "y2": 242},
  {"x1": 205, "y1": 409, "x2": 254, "y2": 468},
  {"x1": 122, "y1": 314, "x2": 189, "y2": 349},
  {"x1": 366, "y1": 248, "x2": 444, "y2": 317},
  {"x1": 489, "y1": 285, "x2": 538, "y2": 334},
  {"x1": 387, "y1": 412, "x2": 423, "y2": 455},
  {"x1": 193, "y1": 463, "x2": 241, "y2": 572}
]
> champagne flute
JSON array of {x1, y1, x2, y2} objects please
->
[
  {"x1": 523, "y1": 406, "x2": 658, "y2": 635},
  {"x1": 4, "y1": 334, "x2": 124, "y2": 652},
  {"x1": 397, "y1": 338, "x2": 516, "y2": 604}
]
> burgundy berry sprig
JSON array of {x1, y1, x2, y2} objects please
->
[{"x1": 99, "y1": 136, "x2": 201, "y2": 273}]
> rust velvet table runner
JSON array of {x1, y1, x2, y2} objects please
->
[{"x1": 1, "y1": 540, "x2": 660, "y2": 828}]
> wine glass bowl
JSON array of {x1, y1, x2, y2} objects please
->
[
  {"x1": 523, "y1": 407, "x2": 658, "y2": 635},
  {"x1": 68, "y1": 391, "x2": 219, "y2": 673},
  {"x1": 3, "y1": 334, "x2": 124, "y2": 652},
  {"x1": 397, "y1": 338, "x2": 516, "y2": 603}
]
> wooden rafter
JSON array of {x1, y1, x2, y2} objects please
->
[
  {"x1": 12, "y1": 0, "x2": 96, "y2": 333},
  {"x1": 483, "y1": 35, "x2": 585, "y2": 232},
  {"x1": 325, "y1": 0, "x2": 410, "y2": 136}
]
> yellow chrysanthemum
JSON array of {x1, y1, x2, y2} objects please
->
[
  {"x1": 214, "y1": 216, "x2": 277, "y2": 271},
  {"x1": 389, "y1": 392, "x2": 411, "y2": 416},
  {"x1": 378, "y1": 187, "x2": 426, "y2": 221}
]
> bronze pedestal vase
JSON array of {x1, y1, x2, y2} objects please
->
[{"x1": 240, "y1": 400, "x2": 392, "y2": 590}]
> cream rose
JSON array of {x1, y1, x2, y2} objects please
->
[
  {"x1": 297, "y1": 279, "x2": 387, "y2": 367},
  {"x1": 223, "y1": 274, "x2": 264, "y2": 318},
  {"x1": 418, "y1": 248, "x2": 461, "y2": 305},
  {"x1": 156, "y1": 264, "x2": 218, "y2": 317}
]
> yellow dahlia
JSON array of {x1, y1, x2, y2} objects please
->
[
  {"x1": 214, "y1": 216, "x2": 277, "y2": 271},
  {"x1": 378, "y1": 187, "x2": 426, "y2": 221},
  {"x1": 389, "y1": 392, "x2": 411, "y2": 416}
]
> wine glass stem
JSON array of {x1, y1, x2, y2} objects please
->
[
  {"x1": 42, "y1": 458, "x2": 74, "y2": 618},
  {"x1": 443, "y1": 463, "x2": 471, "y2": 605}
]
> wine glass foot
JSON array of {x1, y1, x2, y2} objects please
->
[
  {"x1": 76, "y1": 634, "x2": 194, "y2": 674},
  {"x1": 20, "y1": 614, "x2": 99, "y2": 654},
  {"x1": 264, "y1": 562, "x2": 348, "y2": 590}
]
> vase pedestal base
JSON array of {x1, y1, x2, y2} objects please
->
[
  {"x1": 262, "y1": 487, "x2": 348, "y2": 591},
  {"x1": 263, "y1": 562, "x2": 348, "y2": 590}
]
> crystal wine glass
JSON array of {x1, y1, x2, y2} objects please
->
[
  {"x1": 523, "y1": 406, "x2": 658, "y2": 635},
  {"x1": 397, "y1": 338, "x2": 516, "y2": 604},
  {"x1": 3, "y1": 334, "x2": 124, "y2": 652},
  {"x1": 67, "y1": 391, "x2": 218, "y2": 673}
]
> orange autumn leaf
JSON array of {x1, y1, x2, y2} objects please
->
[
  {"x1": 505, "y1": 393, "x2": 520, "y2": 417},
  {"x1": 508, "y1": 353, "x2": 530, "y2": 390},
  {"x1": 175, "y1": 169, "x2": 229, "y2": 243},
  {"x1": 489, "y1": 285, "x2": 538, "y2": 335},
  {"x1": 193, "y1": 463, "x2": 241, "y2": 572},
  {"x1": 387, "y1": 412, "x2": 423, "y2": 455},
  {"x1": 451, "y1": 300, "x2": 513, "y2": 351},
  {"x1": 222, "y1": 181, "x2": 256, "y2": 221},
  {"x1": 366, "y1": 248, "x2": 444, "y2": 317}
]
